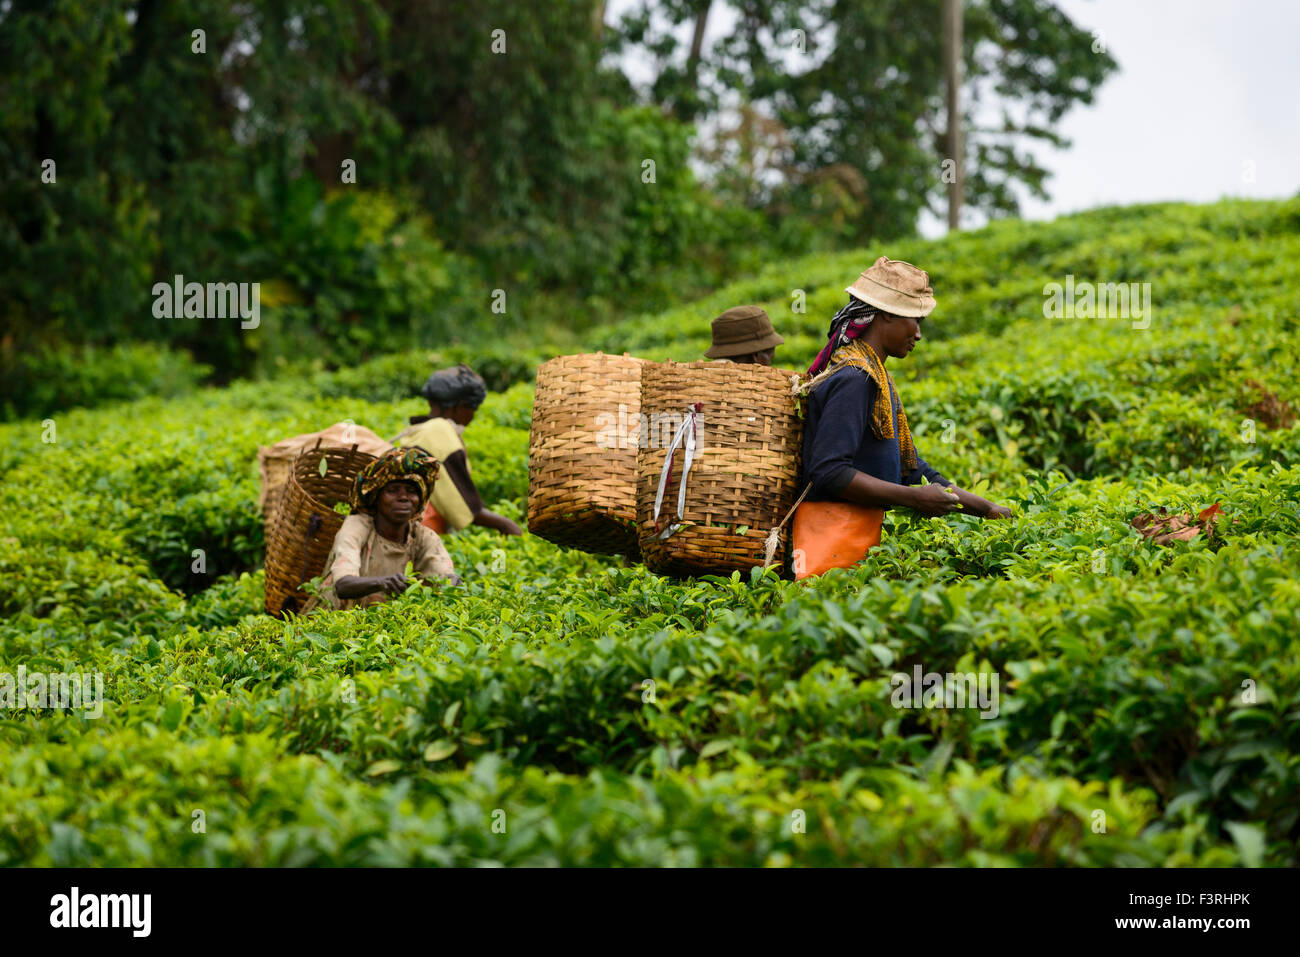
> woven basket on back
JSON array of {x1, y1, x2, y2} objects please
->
[
  {"x1": 264, "y1": 441, "x2": 377, "y2": 617},
  {"x1": 636, "y1": 361, "x2": 804, "y2": 577},
  {"x1": 528, "y1": 352, "x2": 646, "y2": 556},
  {"x1": 258, "y1": 423, "x2": 392, "y2": 529}
]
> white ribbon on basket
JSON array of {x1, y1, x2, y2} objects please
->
[{"x1": 652, "y1": 403, "x2": 702, "y2": 540}]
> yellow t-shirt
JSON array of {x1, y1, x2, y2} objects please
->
[{"x1": 392, "y1": 418, "x2": 482, "y2": 531}]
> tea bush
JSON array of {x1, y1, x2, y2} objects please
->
[
  {"x1": 0, "y1": 342, "x2": 211, "y2": 422},
  {"x1": 1, "y1": 197, "x2": 1297, "y2": 866}
]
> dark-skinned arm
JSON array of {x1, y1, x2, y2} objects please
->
[
  {"x1": 839, "y1": 471, "x2": 964, "y2": 516},
  {"x1": 941, "y1": 485, "x2": 1012, "y2": 518},
  {"x1": 434, "y1": 447, "x2": 523, "y2": 536},
  {"x1": 472, "y1": 508, "x2": 523, "y2": 536},
  {"x1": 905, "y1": 454, "x2": 1012, "y2": 520},
  {"x1": 333, "y1": 573, "x2": 410, "y2": 600}
]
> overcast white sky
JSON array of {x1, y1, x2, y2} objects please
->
[{"x1": 607, "y1": 0, "x2": 1300, "y2": 238}]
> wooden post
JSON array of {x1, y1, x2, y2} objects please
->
[
  {"x1": 944, "y1": 0, "x2": 963, "y2": 231},
  {"x1": 688, "y1": 3, "x2": 711, "y2": 74}
]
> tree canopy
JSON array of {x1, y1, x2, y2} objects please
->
[
  {"x1": 612, "y1": 0, "x2": 1116, "y2": 241},
  {"x1": 0, "y1": 0, "x2": 1116, "y2": 389}
]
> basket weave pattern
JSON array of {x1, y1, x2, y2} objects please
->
[
  {"x1": 264, "y1": 442, "x2": 377, "y2": 616},
  {"x1": 259, "y1": 455, "x2": 293, "y2": 528},
  {"x1": 636, "y1": 361, "x2": 803, "y2": 577},
  {"x1": 527, "y1": 353, "x2": 645, "y2": 556},
  {"x1": 258, "y1": 423, "x2": 393, "y2": 529}
]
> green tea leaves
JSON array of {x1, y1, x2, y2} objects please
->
[{"x1": 422, "y1": 740, "x2": 458, "y2": 763}]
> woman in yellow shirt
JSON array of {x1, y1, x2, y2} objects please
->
[{"x1": 393, "y1": 364, "x2": 523, "y2": 537}]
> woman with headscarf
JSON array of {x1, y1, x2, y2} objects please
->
[
  {"x1": 392, "y1": 364, "x2": 523, "y2": 537},
  {"x1": 301, "y1": 448, "x2": 459, "y2": 613},
  {"x1": 796, "y1": 258, "x2": 1011, "y2": 576}
]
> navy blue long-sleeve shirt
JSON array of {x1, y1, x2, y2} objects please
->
[{"x1": 801, "y1": 367, "x2": 950, "y2": 502}]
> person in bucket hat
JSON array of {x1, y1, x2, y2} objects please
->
[
  {"x1": 842, "y1": 255, "x2": 939, "y2": 318},
  {"x1": 704, "y1": 305, "x2": 784, "y2": 366},
  {"x1": 800, "y1": 256, "x2": 1013, "y2": 528}
]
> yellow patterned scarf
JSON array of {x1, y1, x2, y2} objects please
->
[{"x1": 823, "y1": 339, "x2": 918, "y2": 472}]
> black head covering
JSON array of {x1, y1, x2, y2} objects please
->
[{"x1": 419, "y1": 364, "x2": 487, "y2": 409}]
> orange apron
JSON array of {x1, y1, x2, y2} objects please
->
[
  {"x1": 791, "y1": 501, "x2": 884, "y2": 579},
  {"x1": 421, "y1": 502, "x2": 448, "y2": 534}
]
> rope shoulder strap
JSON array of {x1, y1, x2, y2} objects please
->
[
  {"x1": 762, "y1": 481, "x2": 812, "y2": 571},
  {"x1": 790, "y1": 367, "x2": 839, "y2": 399}
]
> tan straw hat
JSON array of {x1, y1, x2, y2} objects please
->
[
  {"x1": 704, "y1": 305, "x2": 784, "y2": 358},
  {"x1": 845, "y1": 257, "x2": 937, "y2": 318}
]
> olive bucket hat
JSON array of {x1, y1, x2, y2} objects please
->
[
  {"x1": 704, "y1": 305, "x2": 785, "y2": 359},
  {"x1": 845, "y1": 257, "x2": 937, "y2": 318}
]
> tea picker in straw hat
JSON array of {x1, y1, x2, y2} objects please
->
[
  {"x1": 789, "y1": 257, "x2": 1012, "y2": 578},
  {"x1": 704, "y1": 305, "x2": 784, "y2": 365}
]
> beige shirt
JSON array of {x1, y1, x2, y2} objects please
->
[{"x1": 302, "y1": 513, "x2": 456, "y2": 613}]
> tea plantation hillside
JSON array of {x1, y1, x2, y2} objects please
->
[{"x1": 2, "y1": 197, "x2": 1298, "y2": 866}]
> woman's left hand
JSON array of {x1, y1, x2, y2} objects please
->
[{"x1": 985, "y1": 504, "x2": 1013, "y2": 520}]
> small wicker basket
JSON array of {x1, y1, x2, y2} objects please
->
[
  {"x1": 264, "y1": 441, "x2": 377, "y2": 616},
  {"x1": 636, "y1": 361, "x2": 804, "y2": 577},
  {"x1": 527, "y1": 352, "x2": 646, "y2": 556}
]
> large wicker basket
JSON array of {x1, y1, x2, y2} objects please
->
[
  {"x1": 264, "y1": 441, "x2": 377, "y2": 616},
  {"x1": 257, "y1": 423, "x2": 392, "y2": 529},
  {"x1": 527, "y1": 352, "x2": 646, "y2": 556},
  {"x1": 636, "y1": 361, "x2": 804, "y2": 577}
]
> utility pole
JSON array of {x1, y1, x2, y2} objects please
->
[
  {"x1": 683, "y1": 2, "x2": 711, "y2": 119},
  {"x1": 688, "y1": 3, "x2": 711, "y2": 75},
  {"x1": 943, "y1": 0, "x2": 963, "y2": 231}
]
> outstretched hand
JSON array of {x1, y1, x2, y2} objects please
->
[
  {"x1": 911, "y1": 483, "x2": 964, "y2": 517},
  {"x1": 375, "y1": 572, "x2": 411, "y2": 595}
]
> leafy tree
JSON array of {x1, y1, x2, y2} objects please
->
[
  {"x1": 1, "y1": 0, "x2": 750, "y2": 384},
  {"x1": 611, "y1": 0, "x2": 1118, "y2": 241}
]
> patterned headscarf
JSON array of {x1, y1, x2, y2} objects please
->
[
  {"x1": 352, "y1": 448, "x2": 440, "y2": 515},
  {"x1": 807, "y1": 297, "x2": 879, "y2": 377}
]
